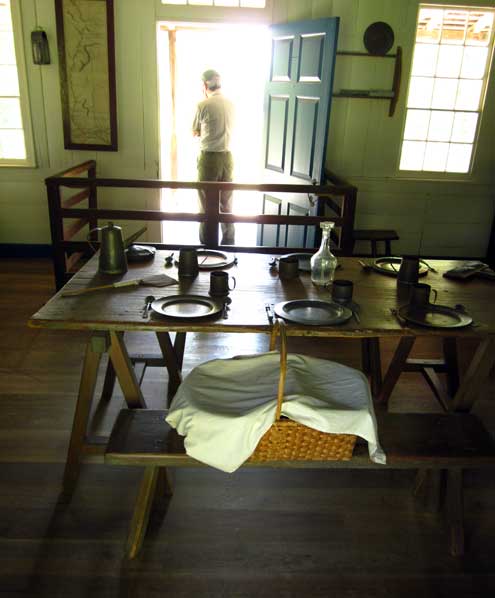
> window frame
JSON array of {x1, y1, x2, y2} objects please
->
[
  {"x1": 397, "y1": 2, "x2": 495, "y2": 179},
  {"x1": 0, "y1": 0, "x2": 36, "y2": 168},
  {"x1": 161, "y1": 0, "x2": 266, "y2": 6},
  {"x1": 156, "y1": 0, "x2": 272, "y2": 23}
]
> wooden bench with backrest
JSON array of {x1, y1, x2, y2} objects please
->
[{"x1": 105, "y1": 409, "x2": 495, "y2": 559}]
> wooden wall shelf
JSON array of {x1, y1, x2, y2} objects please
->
[{"x1": 332, "y1": 47, "x2": 402, "y2": 117}]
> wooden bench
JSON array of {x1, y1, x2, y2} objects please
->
[{"x1": 105, "y1": 409, "x2": 495, "y2": 559}]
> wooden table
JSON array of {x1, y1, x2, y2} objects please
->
[{"x1": 29, "y1": 251, "x2": 495, "y2": 497}]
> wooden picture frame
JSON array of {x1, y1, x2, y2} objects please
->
[{"x1": 55, "y1": 0, "x2": 118, "y2": 151}]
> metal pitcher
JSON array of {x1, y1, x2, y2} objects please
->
[
  {"x1": 397, "y1": 255, "x2": 419, "y2": 286},
  {"x1": 88, "y1": 222, "x2": 128, "y2": 275}
]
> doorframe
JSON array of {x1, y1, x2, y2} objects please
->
[{"x1": 156, "y1": 20, "x2": 272, "y2": 246}]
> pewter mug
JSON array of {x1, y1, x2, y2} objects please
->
[
  {"x1": 332, "y1": 279, "x2": 353, "y2": 304},
  {"x1": 278, "y1": 257, "x2": 299, "y2": 280},
  {"x1": 409, "y1": 283, "x2": 438, "y2": 308},
  {"x1": 88, "y1": 222, "x2": 128, "y2": 275},
  {"x1": 178, "y1": 248, "x2": 199, "y2": 278},
  {"x1": 210, "y1": 271, "x2": 236, "y2": 296}
]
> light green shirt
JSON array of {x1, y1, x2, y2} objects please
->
[{"x1": 192, "y1": 90, "x2": 235, "y2": 152}]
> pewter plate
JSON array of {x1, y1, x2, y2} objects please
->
[
  {"x1": 363, "y1": 22, "x2": 395, "y2": 56},
  {"x1": 151, "y1": 295, "x2": 223, "y2": 319},
  {"x1": 274, "y1": 300, "x2": 353, "y2": 326},
  {"x1": 398, "y1": 304, "x2": 473, "y2": 329},
  {"x1": 174, "y1": 249, "x2": 235, "y2": 270},
  {"x1": 373, "y1": 257, "x2": 429, "y2": 277}
]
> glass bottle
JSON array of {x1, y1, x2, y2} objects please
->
[{"x1": 310, "y1": 221, "x2": 338, "y2": 286}]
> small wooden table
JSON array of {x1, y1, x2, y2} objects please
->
[{"x1": 28, "y1": 251, "x2": 495, "y2": 496}]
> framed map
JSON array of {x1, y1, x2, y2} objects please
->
[{"x1": 55, "y1": 0, "x2": 118, "y2": 150}]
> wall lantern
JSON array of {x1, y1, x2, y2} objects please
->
[{"x1": 31, "y1": 28, "x2": 51, "y2": 65}]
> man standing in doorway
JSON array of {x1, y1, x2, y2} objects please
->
[{"x1": 192, "y1": 69, "x2": 235, "y2": 245}]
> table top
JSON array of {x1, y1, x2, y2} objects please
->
[{"x1": 29, "y1": 251, "x2": 495, "y2": 338}]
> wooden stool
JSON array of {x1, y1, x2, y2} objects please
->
[{"x1": 352, "y1": 229, "x2": 399, "y2": 257}]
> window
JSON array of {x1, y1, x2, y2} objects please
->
[
  {"x1": 161, "y1": 0, "x2": 266, "y2": 7},
  {"x1": 399, "y1": 5, "x2": 494, "y2": 174},
  {"x1": 0, "y1": 0, "x2": 35, "y2": 166}
]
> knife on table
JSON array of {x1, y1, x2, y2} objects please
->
[
  {"x1": 61, "y1": 274, "x2": 178, "y2": 297},
  {"x1": 265, "y1": 303, "x2": 274, "y2": 325}
]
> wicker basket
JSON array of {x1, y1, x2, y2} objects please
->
[{"x1": 249, "y1": 319, "x2": 356, "y2": 463}]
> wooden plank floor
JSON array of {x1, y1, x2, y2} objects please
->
[{"x1": 0, "y1": 258, "x2": 494, "y2": 597}]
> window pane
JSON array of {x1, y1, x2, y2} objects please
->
[
  {"x1": 436, "y1": 45, "x2": 463, "y2": 77},
  {"x1": 431, "y1": 78, "x2": 457, "y2": 109},
  {"x1": 417, "y1": 8, "x2": 442, "y2": 43},
  {"x1": 460, "y1": 46, "x2": 488, "y2": 78},
  {"x1": 441, "y1": 10, "x2": 467, "y2": 44},
  {"x1": 0, "y1": 31, "x2": 16, "y2": 64},
  {"x1": 160, "y1": 0, "x2": 187, "y2": 4},
  {"x1": 407, "y1": 77, "x2": 434, "y2": 108},
  {"x1": 404, "y1": 109, "x2": 430, "y2": 140},
  {"x1": 241, "y1": 0, "x2": 265, "y2": 6},
  {"x1": 411, "y1": 44, "x2": 438, "y2": 76},
  {"x1": 215, "y1": 0, "x2": 238, "y2": 5},
  {"x1": 0, "y1": 97, "x2": 22, "y2": 128},
  {"x1": 466, "y1": 11, "x2": 493, "y2": 46},
  {"x1": 0, "y1": 128, "x2": 26, "y2": 159},
  {"x1": 427, "y1": 110, "x2": 454, "y2": 141},
  {"x1": 189, "y1": 0, "x2": 213, "y2": 4},
  {"x1": 0, "y1": 64, "x2": 19, "y2": 95},
  {"x1": 451, "y1": 112, "x2": 478, "y2": 143},
  {"x1": 446, "y1": 143, "x2": 472, "y2": 173},
  {"x1": 400, "y1": 141, "x2": 426, "y2": 170},
  {"x1": 455, "y1": 79, "x2": 482, "y2": 110},
  {"x1": 423, "y1": 142, "x2": 449, "y2": 171}
]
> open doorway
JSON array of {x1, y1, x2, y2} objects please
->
[{"x1": 157, "y1": 22, "x2": 271, "y2": 245}]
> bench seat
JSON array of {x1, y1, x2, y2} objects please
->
[
  {"x1": 105, "y1": 409, "x2": 495, "y2": 469},
  {"x1": 105, "y1": 409, "x2": 495, "y2": 559}
]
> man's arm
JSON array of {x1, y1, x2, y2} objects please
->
[{"x1": 192, "y1": 106, "x2": 201, "y2": 137}]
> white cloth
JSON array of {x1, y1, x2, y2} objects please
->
[{"x1": 166, "y1": 352, "x2": 386, "y2": 473}]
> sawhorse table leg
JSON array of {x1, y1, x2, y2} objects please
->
[
  {"x1": 62, "y1": 333, "x2": 106, "y2": 499},
  {"x1": 156, "y1": 331, "x2": 186, "y2": 401},
  {"x1": 378, "y1": 336, "x2": 416, "y2": 406},
  {"x1": 62, "y1": 331, "x2": 147, "y2": 498}
]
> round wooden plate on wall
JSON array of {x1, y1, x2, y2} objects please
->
[{"x1": 363, "y1": 22, "x2": 395, "y2": 55}]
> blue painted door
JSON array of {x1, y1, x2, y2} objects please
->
[{"x1": 258, "y1": 18, "x2": 340, "y2": 248}]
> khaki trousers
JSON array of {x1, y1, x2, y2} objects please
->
[{"x1": 197, "y1": 151, "x2": 235, "y2": 245}]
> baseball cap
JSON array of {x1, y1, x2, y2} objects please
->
[{"x1": 202, "y1": 69, "x2": 220, "y2": 82}]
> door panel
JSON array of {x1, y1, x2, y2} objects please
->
[
  {"x1": 258, "y1": 18, "x2": 340, "y2": 248},
  {"x1": 266, "y1": 96, "x2": 289, "y2": 173},
  {"x1": 291, "y1": 97, "x2": 318, "y2": 179},
  {"x1": 285, "y1": 201, "x2": 310, "y2": 248},
  {"x1": 260, "y1": 194, "x2": 282, "y2": 247},
  {"x1": 272, "y1": 37, "x2": 293, "y2": 81},
  {"x1": 299, "y1": 34, "x2": 325, "y2": 82}
]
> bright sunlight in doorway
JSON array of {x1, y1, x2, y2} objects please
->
[{"x1": 157, "y1": 22, "x2": 271, "y2": 245}]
